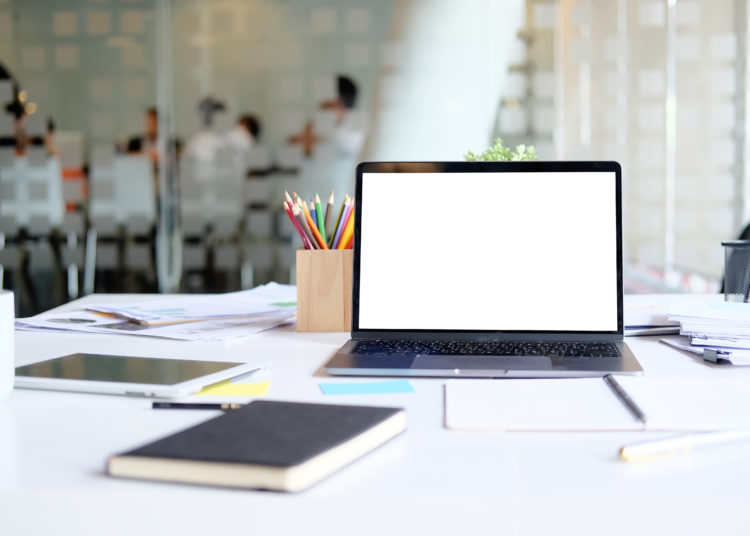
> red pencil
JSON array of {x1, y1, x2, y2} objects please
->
[
  {"x1": 292, "y1": 202, "x2": 319, "y2": 249},
  {"x1": 283, "y1": 201, "x2": 313, "y2": 249},
  {"x1": 343, "y1": 230, "x2": 353, "y2": 249}
]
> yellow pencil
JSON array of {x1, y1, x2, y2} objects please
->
[{"x1": 337, "y1": 210, "x2": 355, "y2": 249}]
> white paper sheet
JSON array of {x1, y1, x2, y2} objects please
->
[
  {"x1": 445, "y1": 377, "x2": 750, "y2": 432},
  {"x1": 86, "y1": 282, "x2": 296, "y2": 325},
  {"x1": 16, "y1": 310, "x2": 295, "y2": 341},
  {"x1": 661, "y1": 336, "x2": 750, "y2": 366}
]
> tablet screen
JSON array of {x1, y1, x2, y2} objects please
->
[{"x1": 16, "y1": 353, "x2": 243, "y2": 385}]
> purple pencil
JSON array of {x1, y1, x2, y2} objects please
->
[{"x1": 332, "y1": 199, "x2": 353, "y2": 249}]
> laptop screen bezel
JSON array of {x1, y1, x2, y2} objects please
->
[{"x1": 350, "y1": 161, "x2": 624, "y2": 342}]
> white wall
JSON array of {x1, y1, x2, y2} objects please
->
[{"x1": 364, "y1": 0, "x2": 525, "y2": 160}]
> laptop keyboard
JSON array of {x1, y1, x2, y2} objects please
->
[{"x1": 352, "y1": 340, "x2": 620, "y2": 358}]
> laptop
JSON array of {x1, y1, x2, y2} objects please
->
[{"x1": 324, "y1": 161, "x2": 642, "y2": 378}]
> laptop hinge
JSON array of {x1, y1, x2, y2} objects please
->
[{"x1": 351, "y1": 331, "x2": 623, "y2": 342}]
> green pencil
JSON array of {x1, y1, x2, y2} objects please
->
[{"x1": 315, "y1": 193, "x2": 327, "y2": 243}]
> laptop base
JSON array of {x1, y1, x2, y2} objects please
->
[{"x1": 325, "y1": 340, "x2": 642, "y2": 378}]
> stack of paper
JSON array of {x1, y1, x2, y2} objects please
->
[
  {"x1": 16, "y1": 283, "x2": 297, "y2": 342},
  {"x1": 623, "y1": 295, "x2": 680, "y2": 336},
  {"x1": 662, "y1": 301, "x2": 750, "y2": 365}
]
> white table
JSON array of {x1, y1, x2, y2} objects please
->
[{"x1": 4, "y1": 294, "x2": 750, "y2": 535}]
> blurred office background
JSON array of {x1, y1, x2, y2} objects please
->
[{"x1": 0, "y1": 0, "x2": 743, "y2": 315}]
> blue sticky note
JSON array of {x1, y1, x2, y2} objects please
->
[{"x1": 319, "y1": 379, "x2": 415, "y2": 395}]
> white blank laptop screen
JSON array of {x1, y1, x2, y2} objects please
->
[{"x1": 357, "y1": 171, "x2": 618, "y2": 332}]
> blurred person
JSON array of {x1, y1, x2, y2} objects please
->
[
  {"x1": 27, "y1": 118, "x2": 58, "y2": 157},
  {"x1": 182, "y1": 96, "x2": 226, "y2": 164},
  {"x1": 44, "y1": 118, "x2": 59, "y2": 157},
  {"x1": 1, "y1": 63, "x2": 56, "y2": 159},
  {"x1": 225, "y1": 114, "x2": 260, "y2": 153},
  {"x1": 288, "y1": 74, "x2": 366, "y2": 197},
  {"x1": 0, "y1": 61, "x2": 29, "y2": 154},
  {"x1": 123, "y1": 107, "x2": 160, "y2": 163},
  {"x1": 322, "y1": 75, "x2": 366, "y2": 157},
  {"x1": 4, "y1": 107, "x2": 27, "y2": 155},
  {"x1": 120, "y1": 107, "x2": 182, "y2": 166},
  {"x1": 224, "y1": 114, "x2": 261, "y2": 170}
]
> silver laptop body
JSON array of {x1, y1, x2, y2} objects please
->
[{"x1": 324, "y1": 161, "x2": 641, "y2": 378}]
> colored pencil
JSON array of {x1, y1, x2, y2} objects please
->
[
  {"x1": 283, "y1": 200, "x2": 313, "y2": 249},
  {"x1": 323, "y1": 190, "x2": 334, "y2": 240},
  {"x1": 314, "y1": 193, "x2": 327, "y2": 244},
  {"x1": 310, "y1": 202, "x2": 317, "y2": 230},
  {"x1": 294, "y1": 203, "x2": 319, "y2": 250},
  {"x1": 298, "y1": 195, "x2": 328, "y2": 249},
  {"x1": 332, "y1": 200, "x2": 353, "y2": 249},
  {"x1": 330, "y1": 199, "x2": 349, "y2": 249},
  {"x1": 328, "y1": 194, "x2": 348, "y2": 247},
  {"x1": 337, "y1": 209, "x2": 355, "y2": 249},
  {"x1": 343, "y1": 230, "x2": 353, "y2": 249},
  {"x1": 293, "y1": 203, "x2": 319, "y2": 249}
]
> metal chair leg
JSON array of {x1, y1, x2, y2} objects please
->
[
  {"x1": 83, "y1": 228, "x2": 97, "y2": 295},
  {"x1": 67, "y1": 263, "x2": 79, "y2": 300},
  {"x1": 241, "y1": 261, "x2": 254, "y2": 290}
]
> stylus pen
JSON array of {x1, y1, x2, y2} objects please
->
[
  {"x1": 602, "y1": 374, "x2": 646, "y2": 426},
  {"x1": 619, "y1": 428, "x2": 750, "y2": 462},
  {"x1": 152, "y1": 402, "x2": 245, "y2": 410}
]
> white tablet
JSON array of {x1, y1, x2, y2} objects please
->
[{"x1": 15, "y1": 353, "x2": 267, "y2": 399}]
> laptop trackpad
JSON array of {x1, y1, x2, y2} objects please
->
[{"x1": 412, "y1": 355, "x2": 553, "y2": 370}]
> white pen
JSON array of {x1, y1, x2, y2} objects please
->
[{"x1": 619, "y1": 428, "x2": 750, "y2": 462}]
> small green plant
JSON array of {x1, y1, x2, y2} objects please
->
[{"x1": 464, "y1": 138, "x2": 538, "y2": 161}]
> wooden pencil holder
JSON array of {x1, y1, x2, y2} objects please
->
[{"x1": 296, "y1": 249, "x2": 353, "y2": 332}]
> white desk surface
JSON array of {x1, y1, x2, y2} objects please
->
[{"x1": 4, "y1": 294, "x2": 750, "y2": 535}]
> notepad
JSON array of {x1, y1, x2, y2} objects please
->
[
  {"x1": 108, "y1": 400, "x2": 406, "y2": 492},
  {"x1": 197, "y1": 380, "x2": 270, "y2": 397},
  {"x1": 319, "y1": 379, "x2": 415, "y2": 395},
  {"x1": 445, "y1": 378, "x2": 750, "y2": 432}
]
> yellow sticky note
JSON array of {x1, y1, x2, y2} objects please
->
[{"x1": 197, "y1": 380, "x2": 270, "y2": 397}]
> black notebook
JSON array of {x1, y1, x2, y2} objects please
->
[{"x1": 107, "y1": 400, "x2": 406, "y2": 492}]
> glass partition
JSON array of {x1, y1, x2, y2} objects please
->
[{"x1": 1, "y1": 0, "x2": 744, "y2": 315}]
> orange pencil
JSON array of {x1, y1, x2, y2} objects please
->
[
  {"x1": 297, "y1": 195, "x2": 328, "y2": 249},
  {"x1": 337, "y1": 211, "x2": 354, "y2": 249}
]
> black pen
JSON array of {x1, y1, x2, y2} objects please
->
[
  {"x1": 152, "y1": 402, "x2": 245, "y2": 410},
  {"x1": 602, "y1": 374, "x2": 646, "y2": 425}
]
